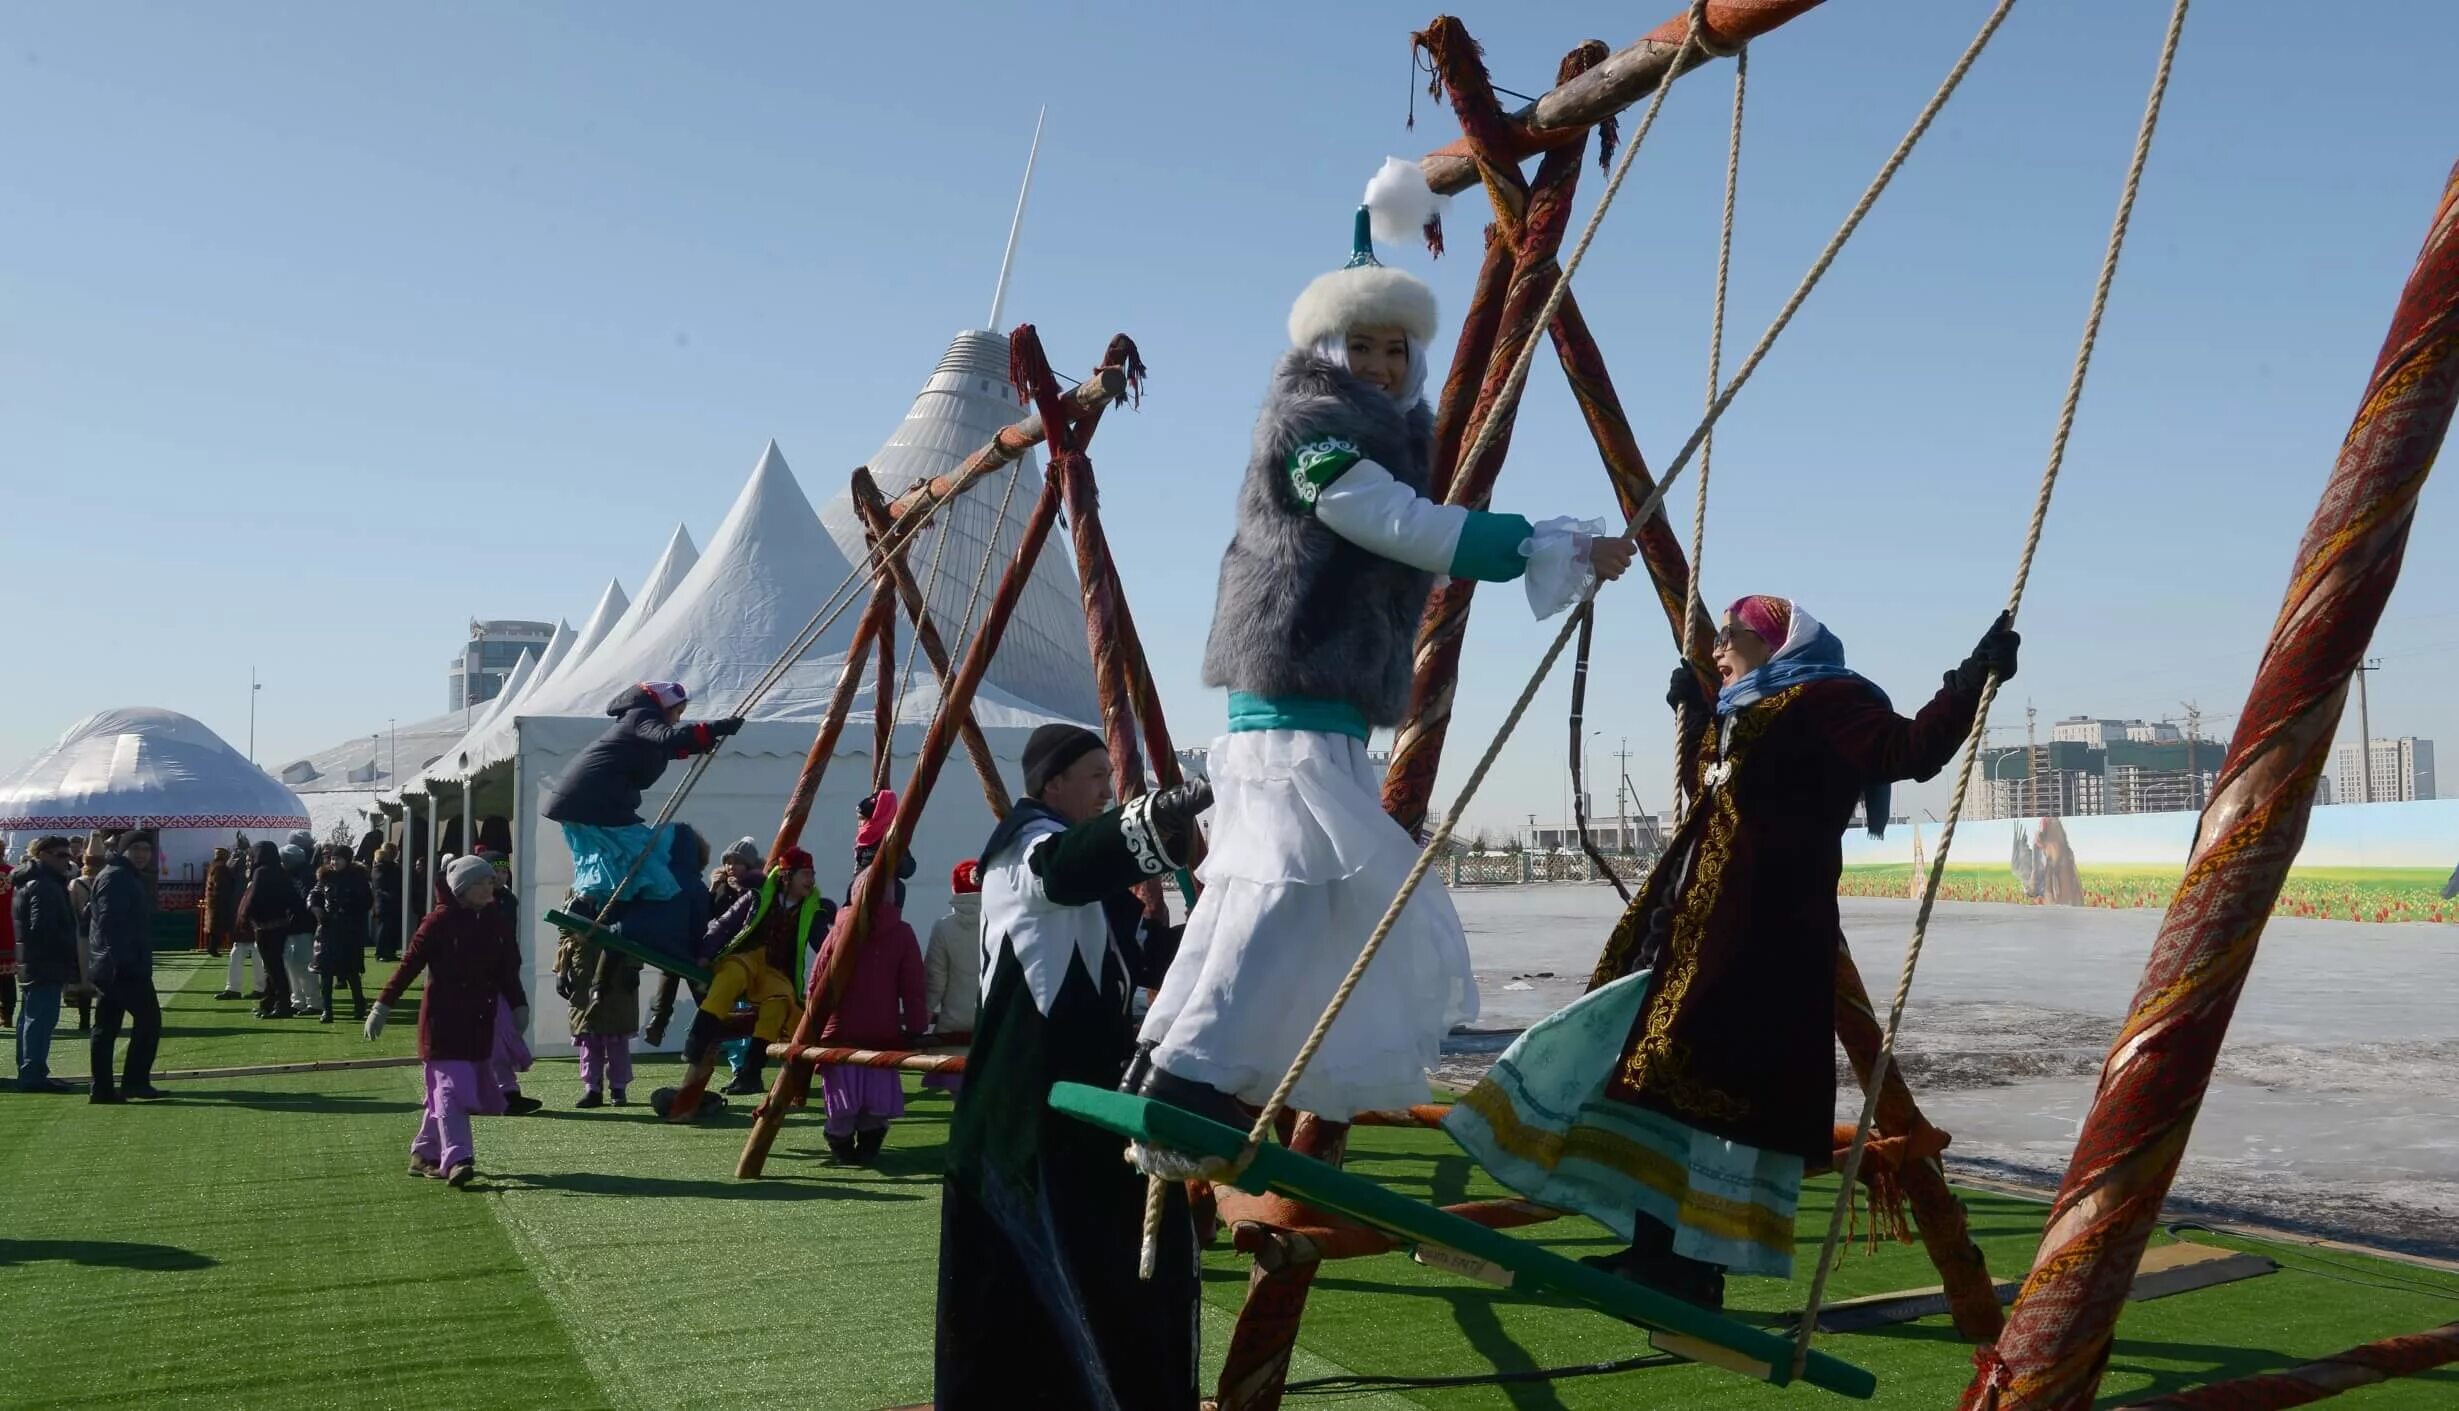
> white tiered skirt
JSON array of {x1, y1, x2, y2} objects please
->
[{"x1": 1137, "y1": 729, "x2": 1479, "y2": 1118}]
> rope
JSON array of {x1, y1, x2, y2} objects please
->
[
  {"x1": 1791, "y1": 0, "x2": 2191, "y2": 1379},
  {"x1": 1675, "y1": 42, "x2": 1746, "y2": 818},
  {"x1": 572, "y1": 465, "x2": 1006, "y2": 920},
  {"x1": 949, "y1": 460, "x2": 1026, "y2": 669},
  {"x1": 887, "y1": 513, "x2": 956, "y2": 742},
  {"x1": 1567, "y1": 604, "x2": 1632, "y2": 903}
]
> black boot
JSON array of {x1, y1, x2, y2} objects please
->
[
  {"x1": 722, "y1": 1057, "x2": 765, "y2": 1097},
  {"x1": 853, "y1": 1126, "x2": 887, "y2": 1164},
  {"x1": 1130, "y1": 1057, "x2": 1249, "y2": 1132},
  {"x1": 825, "y1": 1131, "x2": 858, "y2": 1162},
  {"x1": 1583, "y1": 1214, "x2": 1726, "y2": 1312}
]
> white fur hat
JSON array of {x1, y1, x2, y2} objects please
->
[{"x1": 1288, "y1": 207, "x2": 1439, "y2": 349}]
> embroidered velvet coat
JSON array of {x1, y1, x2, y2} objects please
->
[{"x1": 1590, "y1": 676, "x2": 1980, "y2": 1160}]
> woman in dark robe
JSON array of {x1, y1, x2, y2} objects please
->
[{"x1": 1446, "y1": 596, "x2": 2016, "y2": 1310}]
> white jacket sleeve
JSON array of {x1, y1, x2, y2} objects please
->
[{"x1": 1310, "y1": 459, "x2": 1470, "y2": 574}]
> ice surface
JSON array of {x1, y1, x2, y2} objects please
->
[{"x1": 1447, "y1": 887, "x2": 2459, "y2": 1258}]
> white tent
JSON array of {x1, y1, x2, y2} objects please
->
[
  {"x1": 816, "y1": 328, "x2": 1102, "y2": 727},
  {"x1": 0, "y1": 708, "x2": 311, "y2": 881},
  {"x1": 594, "y1": 523, "x2": 697, "y2": 656},
  {"x1": 544, "y1": 580, "x2": 629, "y2": 692},
  {"x1": 407, "y1": 441, "x2": 1094, "y2": 1057}
]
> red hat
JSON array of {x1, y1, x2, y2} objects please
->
[
  {"x1": 856, "y1": 789, "x2": 898, "y2": 848},
  {"x1": 777, "y1": 846, "x2": 814, "y2": 875},
  {"x1": 951, "y1": 860, "x2": 981, "y2": 894}
]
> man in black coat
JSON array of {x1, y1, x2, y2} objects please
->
[
  {"x1": 12, "y1": 836, "x2": 82, "y2": 1092},
  {"x1": 87, "y1": 830, "x2": 166, "y2": 1103},
  {"x1": 541, "y1": 681, "x2": 740, "y2": 906}
]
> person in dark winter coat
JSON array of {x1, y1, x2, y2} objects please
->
[
  {"x1": 239, "y1": 841, "x2": 306, "y2": 1019},
  {"x1": 86, "y1": 830, "x2": 165, "y2": 1103},
  {"x1": 539, "y1": 681, "x2": 741, "y2": 906},
  {"x1": 202, "y1": 846, "x2": 237, "y2": 958},
  {"x1": 372, "y1": 844, "x2": 406, "y2": 963},
  {"x1": 211, "y1": 846, "x2": 254, "y2": 997},
  {"x1": 280, "y1": 835, "x2": 322, "y2": 1015},
  {"x1": 12, "y1": 837, "x2": 82, "y2": 1092},
  {"x1": 367, "y1": 855, "x2": 528, "y2": 1186},
  {"x1": 310, "y1": 849, "x2": 376, "y2": 1023},
  {"x1": 934, "y1": 727, "x2": 1211, "y2": 1411}
]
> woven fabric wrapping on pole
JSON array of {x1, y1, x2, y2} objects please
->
[
  {"x1": 1961, "y1": 159, "x2": 2459, "y2": 1411},
  {"x1": 1378, "y1": 31, "x2": 1604, "y2": 837}
]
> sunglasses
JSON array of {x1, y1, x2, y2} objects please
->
[{"x1": 1713, "y1": 625, "x2": 1764, "y2": 651}]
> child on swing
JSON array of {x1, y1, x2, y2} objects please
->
[{"x1": 1128, "y1": 162, "x2": 1637, "y2": 1161}]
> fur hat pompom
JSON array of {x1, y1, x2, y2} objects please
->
[{"x1": 1288, "y1": 264, "x2": 1438, "y2": 350}]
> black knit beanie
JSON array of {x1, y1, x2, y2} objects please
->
[{"x1": 1022, "y1": 724, "x2": 1104, "y2": 796}]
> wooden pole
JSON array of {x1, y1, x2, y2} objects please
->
[
  {"x1": 850, "y1": 468, "x2": 1010, "y2": 820},
  {"x1": 882, "y1": 367, "x2": 1127, "y2": 523},
  {"x1": 1964, "y1": 162, "x2": 2459, "y2": 1411},
  {"x1": 1378, "y1": 73, "x2": 1592, "y2": 834},
  {"x1": 871, "y1": 609, "x2": 897, "y2": 792},
  {"x1": 737, "y1": 326, "x2": 1128, "y2": 1179},
  {"x1": 1416, "y1": 1, "x2": 1830, "y2": 197},
  {"x1": 768, "y1": 582, "x2": 896, "y2": 863}
]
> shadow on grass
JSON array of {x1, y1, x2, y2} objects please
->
[
  {"x1": 501, "y1": 1170, "x2": 922, "y2": 1203},
  {"x1": 0, "y1": 1239, "x2": 217, "y2": 1272},
  {"x1": 176, "y1": 1088, "x2": 421, "y2": 1114}
]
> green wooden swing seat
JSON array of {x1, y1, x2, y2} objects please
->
[
  {"x1": 543, "y1": 907, "x2": 713, "y2": 987},
  {"x1": 1048, "y1": 1082, "x2": 1879, "y2": 1399}
]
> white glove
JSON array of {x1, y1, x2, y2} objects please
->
[{"x1": 363, "y1": 1002, "x2": 389, "y2": 1042}]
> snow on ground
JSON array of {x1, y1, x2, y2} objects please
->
[{"x1": 1446, "y1": 886, "x2": 2459, "y2": 1258}]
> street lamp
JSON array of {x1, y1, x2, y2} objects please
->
[{"x1": 248, "y1": 668, "x2": 263, "y2": 763}]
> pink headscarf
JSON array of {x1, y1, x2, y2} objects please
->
[
  {"x1": 856, "y1": 789, "x2": 898, "y2": 849},
  {"x1": 1725, "y1": 595, "x2": 1793, "y2": 649}
]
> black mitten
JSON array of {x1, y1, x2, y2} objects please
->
[
  {"x1": 1947, "y1": 612, "x2": 2022, "y2": 693},
  {"x1": 1146, "y1": 779, "x2": 1215, "y2": 864},
  {"x1": 1667, "y1": 662, "x2": 1710, "y2": 717}
]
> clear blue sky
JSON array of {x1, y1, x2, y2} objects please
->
[{"x1": 6, "y1": 1, "x2": 2455, "y2": 836}]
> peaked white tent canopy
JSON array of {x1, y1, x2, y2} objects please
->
[
  {"x1": 549, "y1": 580, "x2": 630, "y2": 691},
  {"x1": 817, "y1": 328, "x2": 1102, "y2": 728},
  {"x1": 0, "y1": 708, "x2": 310, "y2": 879},
  {"x1": 511, "y1": 622, "x2": 578, "y2": 702},
  {"x1": 595, "y1": 523, "x2": 698, "y2": 657}
]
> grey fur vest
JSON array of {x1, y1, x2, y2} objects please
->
[{"x1": 1202, "y1": 352, "x2": 1437, "y2": 726}]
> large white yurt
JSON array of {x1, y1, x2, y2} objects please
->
[{"x1": 0, "y1": 708, "x2": 311, "y2": 882}]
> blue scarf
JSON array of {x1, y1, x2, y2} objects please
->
[{"x1": 1715, "y1": 622, "x2": 1895, "y2": 838}]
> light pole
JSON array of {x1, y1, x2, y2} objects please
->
[
  {"x1": 2353, "y1": 658, "x2": 2383, "y2": 803},
  {"x1": 248, "y1": 668, "x2": 263, "y2": 763}
]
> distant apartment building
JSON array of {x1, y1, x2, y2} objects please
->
[
  {"x1": 2332, "y1": 737, "x2": 2437, "y2": 804},
  {"x1": 1974, "y1": 736, "x2": 2218, "y2": 819},
  {"x1": 447, "y1": 619, "x2": 555, "y2": 712},
  {"x1": 2051, "y1": 715, "x2": 2186, "y2": 748}
]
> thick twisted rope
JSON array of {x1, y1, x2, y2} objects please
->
[
  {"x1": 1791, "y1": 0, "x2": 2191, "y2": 1380},
  {"x1": 1675, "y1": 42, "x2": 1747, "y2": 817}
]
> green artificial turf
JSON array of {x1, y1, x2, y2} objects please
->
[{"x1": 4, "y1": 956, "x2": 2455, "y2": 1409}]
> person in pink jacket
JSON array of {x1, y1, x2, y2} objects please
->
[{"x1": 806, "y1": 867, "x2": 926, "y2": 1164}]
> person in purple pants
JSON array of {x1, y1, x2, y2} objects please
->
[{"x1": 366, "y1": 855, "x2": 527, "y2": 1187}]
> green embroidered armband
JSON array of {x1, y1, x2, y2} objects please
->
[{"x1": 1285, "y1": 439, "x2": 1363, "y2": 508}]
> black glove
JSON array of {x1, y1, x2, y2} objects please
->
[
  {"x1": 1948, "y1": 612, "x2": 2021, "y2": 693},
  {"x1": 643, "y1": 1007, "x2": 670, "y2": 1048},
  {"x1": 1667, "y1": 662, "x2": 1710, "y2": 717},
  {"x1": 1146, "y1": 779, "x2": 1214, "y2": 864},
  {"x1": 709, "y1": 716, "x2": 746, "y2": 739}
]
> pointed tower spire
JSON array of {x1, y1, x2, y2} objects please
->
[{"x1": 986, "y1": 107, "x2": 1046, "y2": 333}]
